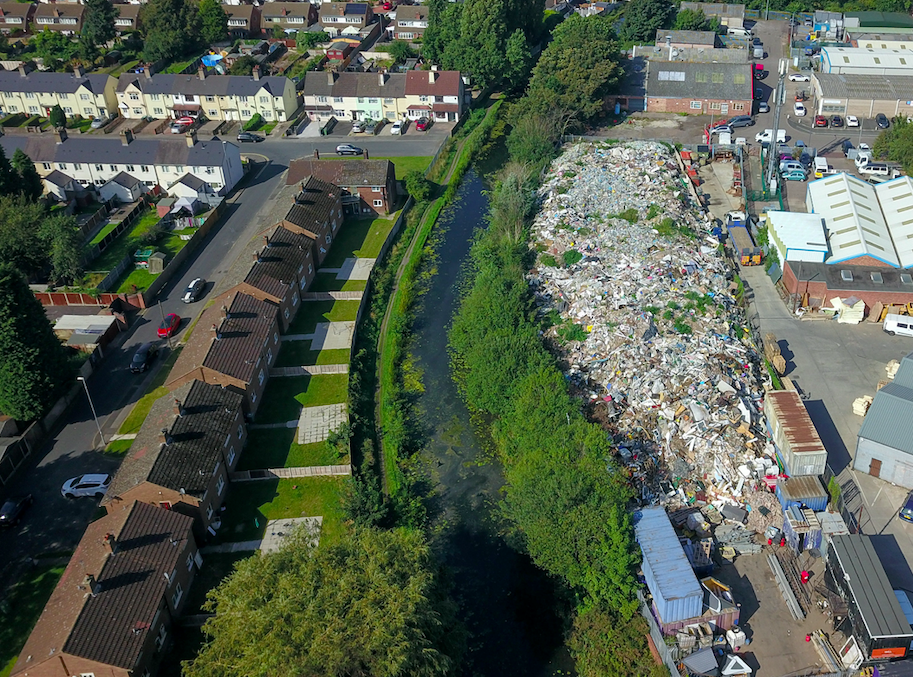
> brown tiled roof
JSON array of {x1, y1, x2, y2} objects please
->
[
  {"x1": 286, "y1": 158, "x2": 391, "y2": 190},
  {"x1": 34, "y1": 3, "x2": 83, "y2": 20},
  {"x1": 0, "y1": 2, "x2": 33, "y2": 20},
  {"x1": 115, "y1": 5, "x2": 141, "y2": 20},
  {"x1": 225, "y1": 4, "x2": 256, "y2": 22},
  {"x1": 168, "y1": 291, "x2": 277, "y2": 388},
  {"x1": 245, "y1": 225, "x2": 315, "y2": 299},
  {"x1": 404, "y1": 69, "x2": 462, "y2": 96},
  {"x1": 282, "y1": 175, "x2": 341, "y2": 234},
  {"x1": 102, "y1": 380, "x2": 243, "y2": 504},
  {"x1": 13, "y1": 502, "x2": 194, "y2": 675},
  {"x1": 302, "y1": 70, "x2": 407, "y2": 99},
  {"x1": 395, "y1": 5, "x2": 428, "y2": 21},
  {"x1": 261, "y1": 1, "x2": 313, "y2": 20}
]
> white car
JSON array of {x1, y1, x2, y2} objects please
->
[
  {"x1": 61, "y1": 474, "x2": 111, "y2": 499},
  {"x1": 788, "y1": 73, "x2": 811, "y2": 82},
  {"x1": 847, "y1": 115, "x2": 860, "y2": 127},
  {"x1": 351, "y1": 120, "x2": 365, "y2": 133},
  {"x1": 390, "y1": 120, "x2": 405, "y2": 135},
  {"x1": 794, "y1": 102, "x2": 807, "y2": 117}
]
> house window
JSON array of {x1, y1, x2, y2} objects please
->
[
  {"x1": 129, "y1": 93, "x2": 139, "y2": 101},
  {"x1": 133, "y1": 108, "x2": 142, "y2": 115},
  {"x1": 24, "y1": 92, "x2": 34, "y2": 99},
  {"x1": 371, "y1": 186, "x2": 380, "y2": 192},
  {"x1": 208, "y1": 109, "x2": 217, "y2": 117},
  {"x1": 83, "y1": 107, "x2": 93, "y2": 116},
  {"x1": 151, "y1": 94, "x2": 160, "y2": 101},
  {"x1": 28, "y1": 105, "x2": 38, "y2": 114},
  {"x1": 251, "y1": 391, "x2": 257, "y2": 403},
  {"x1": 384, "y1": 98, "x2": 393, "y2": 105},
  {"x1": 42, "y1": 162, "x2": 51, "y2": 170},
  {"x1": 227, "y1": 446, "x2": 236, "y2": 466},
  {"x1": 709, "y1": 102, "x2": 721, "y2": 110},
  {"x1": 73, "y1": 163, "x2": 81, "y2": 170},
  {"x1": 259, "y1": 96, "x2": 268, "y2": 103},
  {"x1": 80, "y1": 93, "x2": 90, "y2": 101},
  {"x1": 171, "y1": 582, "x2": 183, "y2": 608},
  {"x1": 110, "y1": 165, "x2": 117, "y2": 171},
  {"x1": 308, "y1": 264, "x2": 313, "y2": 274},
  {"x1": 206, "y1": 96, "x2": 215, "y2": 102},
  {"x1": 206, "y1": 503, "x2": 214, "y2": 520},
  {"x1": 154, "y1": 107, "x2": 164, "y2": 115},
  {"x1": 292, "y1": 291, "x2": 298, "y2": 306},
  {"x1": 238, "y1": 424, "x2": 243, "y2": 439},
  {"x1": 283, "y1": 307, "x2": 289, "y2": 320},
  {"x1": 58, "y1": 163, "x2": 67, "y2": 170},
  {"x1": 155, "y1": 625, "x2": 167, "y2": 650},
  {"x1": 690, "y1": 101, "x2": 702, "y2": 110},
  {"x1": 242, "y1": 109, "x2": 250, "y2": 117},
  {"x1": 126, "y1": 164, "x2": 135, "y2": 172},
  {"x1": 357, "y1": 97, "x2": 365, "y2": 103},
  {"x1": 419, "y1": 95, "x2": 428, "y2": 102},
  {"x1": 216, "y1": 474, "x2": 226, "y2": 496},
  {"x1": 140, "y1": 165, "x2": 149, "y2": 172},
  {"x1": 274, "y1": 332, "x2": 278, "y2": 345},
  {"x1": 95, "y1": 164, "x2": 102, "y2": 171},
  {"x1": 186, "y1": 553, "x2": 194, "y2": 572},
  {"x1": 374, "y1": 199, "x2": 383, "y2": 207},
  {"x1": 333, "y1": 97, "x2": 343, "y2": 103},
  {"x1": 63, "y1": 106, "x2": 72, "y2": 114},
  {"x1": 60, "y1": 93, "x2": 69, "y2": 100},
  {"x1": 732, "y1": 103, "x2": 745, "y2": 111},
  {"x1": 258, "y1": 369, "x2": 265, "y2": 386},
  {"x1": 300, "y1": 277, "x2": 307, "y2": 289}
]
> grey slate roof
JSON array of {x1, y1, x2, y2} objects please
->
[
  {"x1": 303, "y1": 70, "x2": 407, "y2": 99},
  {"x1": 815, "y1": 72, "x2": 913, "y2": 102},
  {"x1": 0, "y1": 69, "x2": 110, "y2": 95},
  {"x1": 108, "y1": 171, "x2": 142, "y2": 190},
  {"x1": 892, "y1": 352, "x2": 913, "y2": 388},
  {"x1": 858, "y1": 381, "x2": 913, "y2": 455},
  {"x1": 117, "y1": 72, "x2": 289, "y2": 98},
  {"x1": 175, "y1": 173, "x2": 209, "y2": 192},
  {"x1": 0, "y1": 135, "x2": 235, "y2": 168},
  {"x1": 43, "y1": 170, "x2": 75, "y2": 187},
  {"x1": 103, "y1": 381, "x2": 243, "y2": 502},
  {"x1": 646, "y1": 60, "x2": 752, "y2": 101}
]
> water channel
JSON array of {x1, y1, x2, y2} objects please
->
[{"x1": 409, "y1": 170, "x2": 573, "y2": 676}]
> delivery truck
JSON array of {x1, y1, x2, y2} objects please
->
[{"x1": 725, "y1": 212, "x2": 763, "y2": 266}]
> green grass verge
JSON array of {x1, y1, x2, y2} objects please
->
[
  {"x1": 0, "y1": 564, "x2": 66, "y2": 677},
  {"x1": 372, "y1": 156, "x2": 432, "y2": 180},
  {"x1": 238, "y1": 428, "x2": 348, "y2": 471},
  {"x1": 322, "y1": 215, "x2": 398, "y2": 267},
  {"x1": 286, "y1": 300, "x2": 361, "y2": 335},
  {"x1": 115, "y1": 346, "x2": 183, "y2": 436},
  {"x1": 275, "y1": 344, "x2": 351, "y2": 368},
  {"x1": 216, "y1": 477, "x2": 346, "y2": 545},
  {"x1": 308, "y1": 275, "x2": 367, "y2": 293},
  {"x1": 254, "y1": 374, "x2": 349, "y2": 424},
  {"x1": 104, "y1": 439, "x2": 134, "y2": 455}
]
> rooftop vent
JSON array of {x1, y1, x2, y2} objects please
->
[
  {"x1": 871, "y1": 272, "x2": 884, "y2": 284},
  {"x1": 902, "y1": 273, "x2": 913, "y2": 285},
  {"x1": 840, "y1": 270, "x2": 853, "y2": 282}
]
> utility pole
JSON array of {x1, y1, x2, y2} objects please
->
[
  {"x1": 158, "y1": 299, "x2": 173, "y2": 350},
  {"x1": 765, "y1": 59, "x2": 789, "y2": 199},
  {"x1": 77, "y1": 376, "x2": 106, "y2": 447}
]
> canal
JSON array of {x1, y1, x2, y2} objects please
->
[{"x1": 409, "y1": 170, "x2": 573, "y2": 676}]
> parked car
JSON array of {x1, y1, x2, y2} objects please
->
[
  {"x1": 182, "y1": 277, "x2": 206, "y2": 303},
  {"x1": 351, "y1": 120, "x2": 365, "y2": 133},
  {"x1": 709, "y1": 125, "x2": 733, "y2": 136},
  {"x1": 237, "y1": 132, "x2": 264, "y2": 143},
  {"x1": 846, "y1": 115, "x2": 859, "y2": 127},
  {"x1": 758, "y1": 102, "x2": 770, "y2": 114},
  {"x1": 130, "y1": 342, "x2": 160, "y2": 374},
  {"x1": 804, "y1": 17, "x2": 813, "y2": 25},
  {"x1": 788, "y1": 72, "x2": 811, "y2": 82},
  {"x1": 779, "y1": 160, "x2": 806, "y2": 173},
  {"x1": 415, "y1": 117, "x2": 431, "y2": 131},
  {"x1": 336, "y1": 144, "x2": 362, "y2": 155},
  {"x1": 727, "y1": 115, "x2": 754, "y2": 128},
  {"x1": 0, "y1": 494, "x2": 33, "y2": 527},
  {"x1": 61, "y1": 474, "x2": 111, "y2": 499},
  {"x1": 364, "y1": 120, "x2": 378, "y2": 134},
  {"x1": 782, "y1": 169, "x2": 807, "y2": 182},
  {"x1": 794, "y1": 102, "x2": 807, "y2": 117},
  {"x1": 390, "y1": 119, "x2": 407, "y2": 135},
  {"x1": 754, "y1": 90, "x2": 766, "y2": 101},
  {"x1": 753, "y1": 69, "x2": 766, "y2": 80},
  {"x1": 831, "y1": 115, "x2": 844, "y2": 128},
  {"x1": 877, "y1": 113, "x2": 890, "y2": 129},
  {"x1": 90, "y1": 115, "x2": 112, "y2": 130},
  {"x1": 170, "y1": 122, "x2": 190, "y2": 134},
  {"x1": 814, "y1": 115, "x2": 828, "y2": 128},
  {"x1": 900, "y1": 492, "x2": 913, "y2": 522},
  {"x1": 158, "y1": 313, "x2": 180, "y2": 338},
  {"x1": 383, "y1": 1, "x2": 394, "y2": 8}
]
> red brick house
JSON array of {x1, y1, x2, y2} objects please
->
[
  {"x1": 225, "y1": 4, "x2": 260, "y2": 38},
  {"x1": 287, "y1": 158, "x2": 397, "y2": 217},
  {"x1": 279, "y1": 175, "x2": 344, "y2": 265},
  {"x1": 645, "y1": 61, "x2": 753, "y2": 115},
  {"x1": 782, "y1": 261, "x2": 913, "y2": 311},
  {"x1": 393, "y1": 5, "x2": 428, "y2": 41}
]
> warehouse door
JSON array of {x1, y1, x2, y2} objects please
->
[
  {"x1": 869, "y1": 458, "x2": 882, "y2": 478},
  {"x1": 894, "y1": 461, "x2": 913, "y2": 488}
]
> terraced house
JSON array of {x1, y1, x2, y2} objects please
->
[
  {"x1": 0, "y1": 67, "x2": 116, "y2": 120},
  {"x1": 260, "y1": 2, "x2": 317, "y2": 32},
  {"x1": 224, "y1": 4, "x2": 260, "y2": 38},
  {"x1": 288, "y1": 158, "x2": 396, "y2": 216},
  {"x1": 318, "y1": 1, "x2": 373, "y2": 35},
  {"x1": 393, "y1": 5, "x2": 428, "y2": 41},
  {"x1": 101, "y1": 381, "x2": 246, "y2": 540},
  {"x1": 0, "y1": 2, "x2": 34, "y2": 33},
  {"x1": 116, "y1": 68, "x2": 298, "y2": 122},
  {"x1": 33, "y1": 3, "x2": 83, "y2": 33},
  {"x1": 280, "y1": 175, "x2": 345, "y2": 264}
]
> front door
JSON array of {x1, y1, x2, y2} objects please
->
[
  {"x1": 870, "y1": 458, "x2": 882, "y2": 478},
  {"x1": 721, "y1": 103, "x2": 729, "y2": 115}
]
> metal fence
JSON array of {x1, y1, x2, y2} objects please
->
[{"x1": 637, "y1": 590, "x2": 685, "y2": 677}]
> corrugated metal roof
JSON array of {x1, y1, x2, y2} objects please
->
[
  {"x1": 892, "y1": 352, "x2": 913, "y2": 388},
  {"x1": 780, "y1": 475, "x2": 827, "y2": 501},
  {"x1": 876, "y1": 177, "x2": 913, "y2": 269},
  {"x1": 822, "y1": 47, "x2": 913, "y2": 72},
  {"x1": 815, "y1": 72, "x2": 913, "y2": 101},
  {"x1": 858, "y1": 382, "x2": 913, "y2": 455},
  {"x1": 634, "y1": 507, "x2": 702, "y2": 608},
  {"x1": 831, "y1": 535, "x2": 913, "y2": 639},
  {"x1": 766, "y1": 390, "x2": 828, "y2": 456}
]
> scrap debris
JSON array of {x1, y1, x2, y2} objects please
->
[{"x1": 528, "y1": 140, "x2": 791, "y2": 556}]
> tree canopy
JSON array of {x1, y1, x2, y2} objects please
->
[
  {"x1": 0, "y1": 264, "x2": 73, "y2": 420},
  {"x1": 80, "y1": 0, "x2": 118, "y2": 59},
  {"x1": 49, "y1": 105, "x2": 66, "y2": 129},
  {"x1": 405, "y1": 170, "x2": 433, "y2": 202},
  {"x1": 672, "y1": 8, "x2": 719, "y2": 31},
  {"x1": 199, "y1": 0, "x2": 228, "y2": 45},
  {"x1": 184, "y1": 526, "x2": 464, "y2": 677},
  {"x1": 228, "y1": 55, "x2": 256, "y2": 76},
  {"x1": 32, "y1": 30, "x2": 78, "y2": 68},
  {"x1": 873, "y1": 116, "x2": 913, "y2": 174},
  {"x1": 11, "y1": 149, "x2": 43, "y2": 203},
  {"x1": 140, "y1": 0, "x2": 201, "y2": 62},
  {"x1": 620, "y1": 0, "x2": 674, "y2": 43},
  {"x1": 0, "y1": 195, "x2": 82, "y2": 283}
]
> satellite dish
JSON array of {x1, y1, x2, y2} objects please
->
[{"x1": 671, "y1": 49, "x2": 679, "y2": 57}]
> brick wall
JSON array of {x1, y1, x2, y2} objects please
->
[{"x1": 647, "y1": 97, "x2": 753, "y2": 115}]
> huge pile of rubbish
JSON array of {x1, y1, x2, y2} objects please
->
[{"x1": 529, "y1": 140, "x2": 785, "y2": 541}]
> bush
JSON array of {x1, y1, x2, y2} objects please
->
[
  {"x1": 404, "y1": 170, "x2": 432, "y2": 202},
  {"x1": 242, "y1": 113, "x2": 263, "y2": 131},
  {"x1": 562, "y1": 250, "x2": 583, "y2": 267}
]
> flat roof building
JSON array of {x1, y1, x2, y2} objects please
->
[
  {"x1": 813, "y1": 72, "x2": 913, "y2": 118},
  {"x1": 820, "y1": 47, "x2": 913, "y2": 75},
  {"x1": 765, "y1": 211, "x2": 829, "y2": 264},
  {"x1": 644, "y1": 61, "x2": 752, "y2": 115}
]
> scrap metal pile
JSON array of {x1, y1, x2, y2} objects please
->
[{"x1": 529, "y1": 140, "x2": 783, "y2": 540}]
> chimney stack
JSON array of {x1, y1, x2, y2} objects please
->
[
  {"x1": 103, "y1": 533, "x2": 117, "y2": 554},
  {"x1": 53, "y1": 128, "x2": 67, "y2": 144},
  {"x1": 221, "y1": 304, "x2": 229, "y2": 319},
  {"x1": 18, "y1": 63, "x2": 27, "y2": 78},
  {"x1": 143, "y1": 65, "x2": 153, "y2": 80},
  {"x1": 378, "y1": 72, "x2": 385, "y2": 87},
  {"x1": 198, "y1": 65, "x2": 206, "y2": 81},
  {"x1": 73, "y1": 65, "x2": 82, "y2": 78},
  {"x1": 173, "y1": 398, "x2": 184, "y2": 417},
  {"x1": 327, "y1": 71, "x2": 337, "y2": 85},
  {"x1": 83, "y1": 574, "x2": 99, "y2": 596},
  {"x1": 185, "y1": 130, "x2": 197, "y2": 147},
  {"x1": 253, "y1": 65, "x2": 260, "y2": 81},
  {"x1": 263, "y1": 234, "x2": 270, "y2": 248},
  {"x1": 428, "y1": 70, "x2": 437, "y2": 84},
  {"x1": 159, "y1": 428, "x2": 171, "y2": 446},
  {"x1": 211, "y1": 323, "x2": 221, "y2": 340},
  {"x1": 121, "y1": 129, "x2": 133, "y2": 146}
]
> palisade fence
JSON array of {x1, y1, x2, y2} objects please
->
[{"x1": 637, "y1": 589, "x2": 686, "y2": 677}]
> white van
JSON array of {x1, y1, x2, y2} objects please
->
[
  {"x1": 755, "y1": 128, "x2": 787, "y2": 143},
  {"x1": 858, "y1": 163, "x2": 894, "y2": 177},
  {"x1": 884, "y1": 313, "x2": 913, "y2": 337},
  {"x1": 855, "y1": 151, "x2": 873, "y2": 168},
  {"x1": 813, "y1": 157, "x2": 829, "y2": 177},
  {"x1": 728, "y1": 26, "x2": 752, "y2": 37}
]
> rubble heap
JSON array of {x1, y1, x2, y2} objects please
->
[{"x1": 529, "y1": 141, "x2": 781, "y2": 535}]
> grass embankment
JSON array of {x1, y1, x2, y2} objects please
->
[
  {"x1": 0, "y1": 565, "x2": 66, "y2": 677},
  {"x1": 371, "y1": 156, "x2": 434, "y2": 180},
  {"x1": 376, "y1": 100, "x2": 502, "y2": 497}
]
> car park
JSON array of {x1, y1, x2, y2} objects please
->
[
  {"x1": 61, "y1": 474, "x2": 111, "y2": 499},
  {"x1": 336, "y1": 144, "x2": 362, "y2": 155},
  {"x1": 415, "y1": 117, "x2": 431, "y2": 131},
  {"x1": 782, "y1": 170, "x2": 807, "y2": 182},
  {"x1": 877, "y1": 113, "x2": 890, "y2": 129},
  {"x1": 182, "y1": 277, "x2": 206, "y2": 303},
  {"x1": 831, "y1": 115, "x2": 844, "y2": 128},
  {"x1": 237, "y1": 132, "x2": 264, "y2": 143},
  {"x1": 158, "y1": 313, "x2": 180, "y2": 338},
  {"x1": 794, "y1": 102, "x2": 807, "y2": 117},
  {"x1": 814, "y1": 115, "x2": 828, "y2": 128},
  {"x1": 130, "y1": 342, "x2": 159, "y2": 373},
  {"x1": 390, "y1": 119, "x2": 407, "y2": 135},
  {"x1": 788, "y1": 73, "x2": 811, "y2": 82},
  {"x1": 0, "y1": 494, "x2": 33, "y2": 527},
  {"x1": 847, "y1": 115, "x2": 859, "y2": 127},
  {"x1": 351, "y1": 120, "x2": 365, "y2": 133}
]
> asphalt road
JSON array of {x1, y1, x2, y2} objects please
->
[{"x1": 0, "y1": 132, "x2": 442, "y2": 577}]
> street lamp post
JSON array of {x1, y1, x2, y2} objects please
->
[
  {"x1": 158, "y1": 299, "x2": 172, "y2": 350},
  {"x1": 77, "y1": 376, "x2": 106, "y2": 447}
]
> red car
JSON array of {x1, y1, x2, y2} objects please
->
[
  {"x1": 814, "y1": 115, "x2": 828, "y2": 128},
  {"x1": 415, "y1": 117, "x2": 431, "y2": 131},
  {"x1": 382, "y1": 1, "x2": 393, "y2": 8},
  {"x1": 158, "y1": 313, "x2": 180, "y2": 338}
]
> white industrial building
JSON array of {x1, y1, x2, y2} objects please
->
[
  {"x1": 812, "y1": 73, "x2": 913, "y2": 118},
  {"x1": 766, "y1": 211, "x2": 829, "y2": 263},
  {"x1": 819, "y1": 47, "x2": 913, "y2": 75},
  {"x1": 875, "y1": 177, "x2": 913, "y2": 269}
]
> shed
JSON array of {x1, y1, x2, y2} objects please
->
[
  {"x1": 855, "y1": 381, "x2": 913, "y2": 487},
  {"x1": 633, "y1": 507, "x2": 703, "y2": 624},
  {"x1": 765, "y1": 211, "x2": 829, "y2": 264},
  {"x1": 826, "y1": 535, "x2": 913, "y2": 660},
  {"x1": 764, "y1": 389, "x2": 828, "y2": 476},
  {"x1": 775, "y1": 475, "x2": 828, "y2": 512}
]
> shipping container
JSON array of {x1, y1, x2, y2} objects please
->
[
  {"x1": 764, "y1": 390, "x2": 828, "y2": 477},
  {"x1": 655, "y1": 577, "x2": 741, "y2": 636},
  {"x1": 634, "y1": 507, "x2": 703, "y2": 624},
  {"x1": 776, "y1": 475, "x2": 829, "y2": 512},
  {"x1": 782, "y1": 506, "x2": 822, "y2": 553}
]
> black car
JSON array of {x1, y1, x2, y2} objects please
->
[
  {"x1": 237, "y1": 132, "x2": 264, "y2": 143},
  {"x1": 0, "y1": 494, "x2": 33, "y2": 527},
  {"x1": 831, "y1": 115, "x2": 844, "y2": 128},
  {"x1": 130, "y1": 342, "x2": 159, "y2": 373},
  {"x1": 877, "y1": 113, "x2": 890, "y2": 129},
  {"x1": 182, "y1": 277, "x2": 206, "y2": 303},
  {"x1": 754, "y1": 90, "x2": 765, "y2": 101}
]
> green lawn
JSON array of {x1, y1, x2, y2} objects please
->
[
  {"x1": 262, "y1": 121, "x2": 278, "y2": 135},
  {"x1": 0, "y1": 564, "x2": 66, "y2": 677},
  {"x1": 217, "y1": 477, "x2": 346, "y2": 545},
  {"x1": 275, "y1": 344, "x2": 350, "y2": 368},
  {"x1": 88, "y1": 207, "x2": 162, "y2": 273},
  {"x1": 322, "y1": 215, "x2": 397, "y2": 267},
  {"x1": 287, "y1": 300, "x2": 361, "y2": 335},
  {"x1": 308, "y1": 275, "x2": 367, "y2": 293},
  {"x1": 254, "y1": 374, "x2": 349, "y2": 424},
  {"x1": 104, "y1": 439, "x2": 134, "y2": 455},
  {"x1": 372, "y1": 156, "x2": 432, "y2": 179},
  {"x1": 89, "y1": 220, "x2": 121, "y2": 246},
  {"x1": 112, "y1": 232, "x2": 193, "y2": 293},
  {"x1": 239, "y1": 428, "x2": 348, "y2": 470},
  {"x1": 163, "y1": 58, "x2": 198, "y2": 74}
]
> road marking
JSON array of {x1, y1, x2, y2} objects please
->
[{"x1": 873, "y1": 484, "x2": 884, "y2": 507}]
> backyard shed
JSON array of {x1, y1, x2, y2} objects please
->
[
  {"x1": 775, "y1": 475, "x2": 829, "y2": 512},
  {"x1": 634, "y1": 507, "x2": 703, "y2": 624},
  {"x1": 764, "y1": 389, "x2": 828, "y2": 476}
]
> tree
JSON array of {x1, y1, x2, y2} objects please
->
[
  {"x1": 199, "y1": 0, "x2": 228, "y2": 45},
  {"x1": 672, "y1": 8, "x2": 709, "y2": 31},
  {"x1": 0, "y1": 146, "x2": 17, "y2": 199},
  {"x1": 0, "y1": 264, "x2": 73, "y2": 420},
  {"x1": 140, "y1": 0, "x2": 201, "y2": 62},
  {"x1": 569, "y1": 606, "x2": 669, "y2": 677},
  {"x1": 228, "y1": 55, "x2": 256, "y2": 76},
  {"x1": 405, "y1": 170, "x2": 432, "y2": 202},
  {"x1": 386, "y1": 39, "x2": 416, "y2": 64},
  {"x1": 296, "y1": 31, "x2": 328, "y2": 52},
  {"x1": 40, "y1": 214, "x2": 83, "y2": 284},
  {"x1": 80, "y1": 0, "x2": 118, "y2": 59},
  {"x1": 31, "y1": 30, "x2": 78, "y2": 68},
  {"x1": 503, "y1": 28, "x2": 532, "y2": 91},
  {"x1": 184, "y1": 526, "x2": 465, "y2": 677},
  {"x1": 11, "y1": 149, "x2": 43, "y2": 203},
  {"x1": 48, "y1": 104, "x2": 66, "y2": 129},
  {"x1": 0, "y1": 195, "x2": 82, "y2": 281},
  {"x1": 873, "y1": 116, "x2": 913, "y2": 174},
  {"x1": 620, "y1": 0, "x2": 674, "y2": 43}
]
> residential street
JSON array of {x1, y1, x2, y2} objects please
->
[{"x1": 0, "y1": 133, "x2": 439, "y2": 580}]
